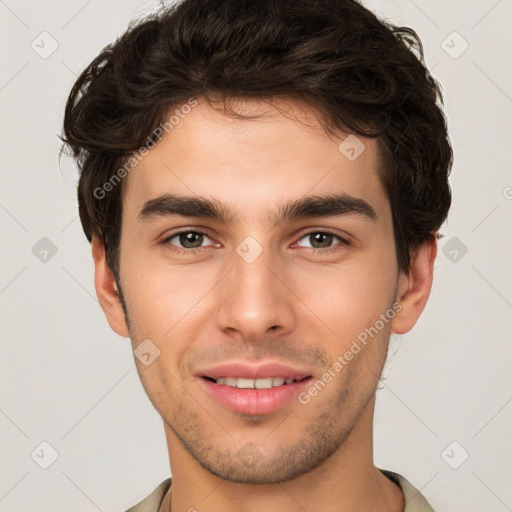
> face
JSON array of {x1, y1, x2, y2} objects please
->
[{"x1": 95, "y1": 97, "x2": 428, "y2": 484}]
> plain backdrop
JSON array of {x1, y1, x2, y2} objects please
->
[{"x1": 1, "y1": 0, "x2": 511, "y2": 510}]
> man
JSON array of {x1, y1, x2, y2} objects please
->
[{"x1": 62, "y1": 0, "x2": 452, "y2": 510}]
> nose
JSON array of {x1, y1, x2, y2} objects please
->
[{"x1": 215, "y1": 241, "x2": 296, "y2": 341}]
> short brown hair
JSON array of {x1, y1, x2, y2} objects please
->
[{"x1": 62, "y1": 0, "x2": 452, "y2": 278}]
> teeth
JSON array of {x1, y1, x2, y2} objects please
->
[
  {"x1": 237, "y1": 378, "x2": 255, "y2": 389},
  {"x1": 255, "y1": 378, "x2": 273, "y2": 389},
  {"x1": 214, "y1": 377, "x2": 297, "y2": 388}
]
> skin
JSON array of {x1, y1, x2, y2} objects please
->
[{"x1": 92, "y1": 97, "x2": 436, "y2": 512}]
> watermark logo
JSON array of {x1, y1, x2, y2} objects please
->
[
  {"x1": 32, "y1": 237, "x2": 58, "y2": 263},
  {"x1": 237, "y1": 442, "x2": 263, "y2": 468},
  {"x1": 442, "y1": 236, "x2": 468, "y2": 263},
  {"x1": 31, "y1": 441, "x2": 59, "y2": 469},
  {"x1": 134, "y1": 338, "x2": 161, "y2": 366},
  {"x1": 338, "y1": 134, "x2": 366, "y2": 161},
  {"x1": 441, "y1": 441, "x2": 469, "y2": 469},
  {"x1": 31, "y1": 31, "x2": 59, "y2": 59},
  {"x1": 441, "y1": 31, "x2": 469, "y2": 60},
  {"x1": 236, "y1": 236, "x2": 264, "y2": 264}
]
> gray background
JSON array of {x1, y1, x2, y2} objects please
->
[{"x1": 1, "y1": 0, "x2": 511, "y2": 510}]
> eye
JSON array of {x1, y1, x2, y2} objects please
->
[
  {"x1": 161, "y1": 229, "x2": 350, "y2": 256},
  {"x1": 295, "y1": 230, "x2": 350, "y2": 253},
  {"x1": 162, "y1": 230, "x2": 216, "y2": 253}
]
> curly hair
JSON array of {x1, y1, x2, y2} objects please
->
[{"x1": 62, "y1": 0, "x2": 452, "y2": 278}]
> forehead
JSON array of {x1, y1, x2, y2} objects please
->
[{"x1": 122, "y1": 97, "x2": 389, "y2": 224}]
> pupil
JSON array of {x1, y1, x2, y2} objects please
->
[
  {"x1": 180, "y1": 232, "x2": 203, "y2": 248},
  {"x1": 312, "y1": 233, "x2": 332, "y2": 248}
]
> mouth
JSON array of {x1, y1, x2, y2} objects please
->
[
  {"x1": 203, "y1": 376, "x2": 307, "y2": 388},
  {"x1": 197, "y1": 362, "x2": 314, "y2": 415}
]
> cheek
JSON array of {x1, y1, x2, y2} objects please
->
[
  {"x1": 121, "y1": 254, "x2": 217, "y2": 338},
  {"x1": 292, "y1": 256, "x2": 396, "y2": 336}
]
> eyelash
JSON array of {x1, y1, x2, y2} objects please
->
[{"x1": 161, "y1": 229, "x2": 351, "y2": 256}]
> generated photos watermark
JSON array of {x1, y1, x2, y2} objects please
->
[
  {"x1": 298, "y1": 301, "x2": 403, "y2": 405},
  {"x1": 93, "y1": 97, "x2": 198, "y2": 200}
]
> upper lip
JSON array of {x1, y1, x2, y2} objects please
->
[{"x1": 198, "y1": 361, "x2": 312, "y2": 381}]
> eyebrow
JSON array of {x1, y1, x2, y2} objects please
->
[{"x1": 138, "y1": 193, "x2": 377, "y2": 224}]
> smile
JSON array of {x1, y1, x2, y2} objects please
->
[{"x1": 209, "y1": 377, "x2": 298, "y2": 388}]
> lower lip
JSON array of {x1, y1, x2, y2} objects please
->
[{"x1": 200, "y1": 377, "x2": 313, "y2": 415}]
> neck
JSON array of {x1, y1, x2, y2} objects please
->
[{"x1": 161, "y1": 395, "x2": 404, "y2": 512}]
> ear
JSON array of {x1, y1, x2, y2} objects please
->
[
  {"x1": 391, "y1": 236, "x2": 437, "y2": 335},
  {"x1": 91, "y1": 235, "x2": 130, "y2": 338}
]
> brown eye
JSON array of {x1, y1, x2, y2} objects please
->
[
  {"x1": 296, "y1": 231, "x2": 348, "y2": 250},
  {"x1": 179, "y1": 232, "x2": 204, "y2": 248},
  {"x1": 309, "y1": 232, "x2": 334, "y2": 248},
  {"x1": 164, "y1": 230, "x2": 214, "y2": 251}
]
